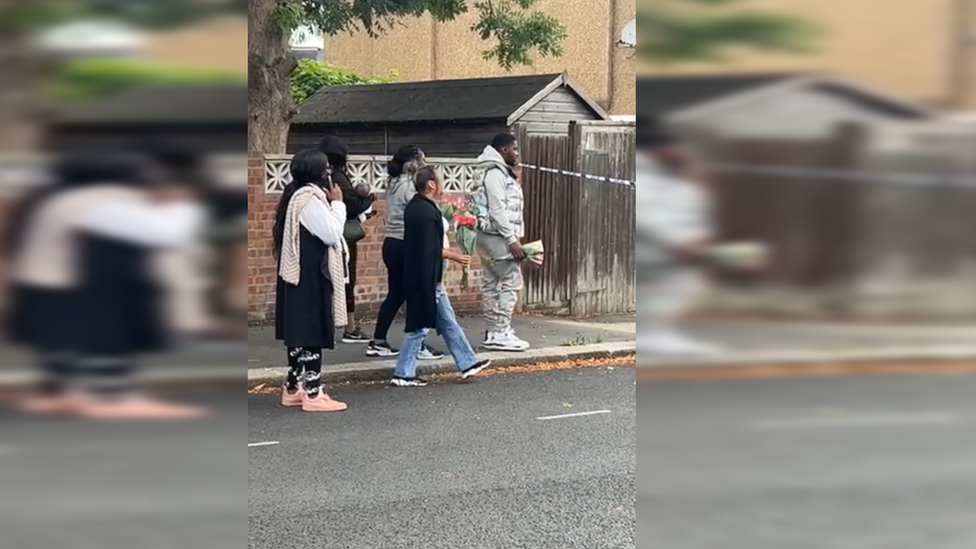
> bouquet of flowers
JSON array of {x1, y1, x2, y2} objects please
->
[
  {"x1": 454, "y1": 212, "x2": 478, "y2": 288},
  {"x1": 441, "y1": 198, "x2": 479, "y2": 288},
  {"x1": 487, "y1": 240, "x2": 545, "y2": 267}
]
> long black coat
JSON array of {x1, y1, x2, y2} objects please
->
[
  {"x1": 274, "y1": 226, "x2": 337, "y2": 350},
  {"x1": 403, "y1": 194, "x2": 444, "y2": 333},
  {"x1": 72, "y1": 233, "x2": 167, "y2": 355},
  {"x1": 9, "y1": 233, "x2": 166, "y2": 356}
]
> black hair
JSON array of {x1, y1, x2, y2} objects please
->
[
  {"x1": 272, "y1": 148, "x2": 330, "y2": 258},
  {"x1": 414, "y1": 165, "x2": 440, "y2": 195},
  {"x1": 137, "y1": 137, "x2": 209, "y2": 188},
  {"x1": 2, "y1": 150, "x2": 145, "y2": 257},
  {"x1": 636, "y1": 116, "x2": 679, "y2": 148},
  {"x1": 387, "y1": 145, "x2": 423, "y2": 178},
  {"x1": 318, "y1": 135, "x2": 349, "y2": 173},
  {"x1": 491, "y1": 133, "x2": 517, "y2": 150}
]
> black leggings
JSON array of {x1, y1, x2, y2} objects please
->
[
  {"x1": 35, "y1": 352, "x2": 134, "y2": 398},
  {"x1": 286, "y1": 347, "x2": 323, "y2": 395},
  {"x1": 373, "y1": 238, "x2": 406, "y2": 342},
  {"x1": 345, "y1": 240, "x2": 358, "y2": 315}
]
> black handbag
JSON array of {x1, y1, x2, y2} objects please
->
[{"x1": 344, "y1": 218, "x2": 366, "y2": 243}]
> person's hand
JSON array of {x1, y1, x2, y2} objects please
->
[
  {"x1": 447, "y1": 250, "x2": 471, "y2": 266},
  {"x1": 327, "y1": 184, "x2": 343, "y2": 203},
  {"x1": 509, "y1": 241, "x2": 526, "y2": 261},
  {"x1": 154, "y1": 184, "x2": 195, "y2": 202},
  {"x1": 668, "y1": 241, "x2": 712, "y2": 264}
]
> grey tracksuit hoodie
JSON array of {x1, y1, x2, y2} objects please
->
[
  {"x1": 636, "y1": 152, "x2": 714, "y2": 269},
  {"x1": 471, "y1": 145, "x2": 524, "y2": 255},
  {"x1": 384, "y1": 173, "x2": 416, "y2": 240}
]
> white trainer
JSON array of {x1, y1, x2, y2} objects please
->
[
  {"x1": 484, "y1": 328, "x2": 530, "y2": 352},
  {"x1": 639, "y1": 331, "x2": 724, "y2": 355}
]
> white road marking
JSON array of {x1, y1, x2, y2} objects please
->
[
  {"x1": 537, "y1": 410, "x2": 613, "y2": 421},
  {"x1": 749, "y1": 412, "x2": 962, "y2": 431},
  {"x1": 247, "y1": 441, "x2": 280, "y2": 448}
]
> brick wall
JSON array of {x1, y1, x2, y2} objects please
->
[{"x1": 247, "y1": 153, "x2": 484, "y2": 325}]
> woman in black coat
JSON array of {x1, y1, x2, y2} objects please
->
[
  {"x1": 318, "y1": 136, "x2": 375, "y2": 344},
  {"x1": 5, "y1": 150, "x2": 209, "y2": 419},
  {"x1": 273, "y1": 149, "x2": 349, "y2": 412},
  {"x1": 390, "y1": 166, "x2": 492, "y2": 387}
]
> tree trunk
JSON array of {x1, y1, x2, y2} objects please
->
[
  {"x1": 247, "y1": 0, "x2": 296, "y2": 154},
  {"x1": 0, "y1": 22, "x2": 50, "y2": 154}
]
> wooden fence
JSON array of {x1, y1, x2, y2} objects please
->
[
  {"x1": 518, "y1": 121, "x2": 636, "y2": 317},
  {"x1": 702, "y1": 122, "x2": 976, "y2": 320}
]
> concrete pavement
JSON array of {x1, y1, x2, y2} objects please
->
[
  {"x1": 249, "y1": 366, "x2": 637, "y2": 549},
  {"x1": 638, "y1": 373, "x2": 976, "y2": 548},
  {"x1": 4, "y1": 314, "x2": 976, "y2": 389}
]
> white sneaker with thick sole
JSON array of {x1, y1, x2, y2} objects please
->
[
  {"x1": 483, "y1": 329, "x2": 530, "y2": 352},
  {"x1": 639, "y1": 332, "x2": 724, "y2": 355}
]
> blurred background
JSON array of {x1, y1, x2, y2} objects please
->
[
  {"x1": 638, "y1": 1, "x2": 976, "y2": 547},
  {"x1": 0, "y1": 2, "x2": 246, "y2": 548}
]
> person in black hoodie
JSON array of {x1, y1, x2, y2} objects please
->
[
  {"x1": 318, "y1": 136, "x2": 375, "y2": 343},
  {"x1": 390, "y1": 166, "x2": 492, "y2": 387}
]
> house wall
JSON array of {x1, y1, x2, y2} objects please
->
[
  {"x1": 516, "y1": 87, "x2": 603, "y2": 135},
  {"x1": 288, "y1": 122, "x2": 511, "y2": 157},
  {"x1": 321, "y1": 0, "x2": 637, "y2": 114},
  {"x1": 642, "y1": 0, "x2": 976, "y2": 110},
  {"x1": 146, "y1": 16, "x2": 248, "y2": 73},
  {"x1": 675, "y1": 88, "x2": 923, "y2": 140}
]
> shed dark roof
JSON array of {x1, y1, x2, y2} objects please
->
[
  {"x1": 637, "y1": 73, "x2": 798, "y2": 116},
  {"x1": 56, "y1": 83, "x2": 247, "y2": 126},
  {"x1": 637, "y1": 73, "x2": 933, "y2": 119},
  {"x1": 293, "y1": 73, "x2": 576, "y2": 125}
]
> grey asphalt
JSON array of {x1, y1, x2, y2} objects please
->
[
  {"x1": 638, "y1": 373, "x2": 976, "y2": 549},
  {"x1": 249, "y1": 366, "x2": 637, "y2": 549},
  {"x1": 0, "y1": 395, "x2": 247, "y2": 549}
]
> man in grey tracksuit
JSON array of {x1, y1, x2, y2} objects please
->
[
  {"x1": 471, "y1": 134, "x2": 530, "y2": 351},
  {"x1": 637, "y1": 121, "x2": 723, "y2": 354}
]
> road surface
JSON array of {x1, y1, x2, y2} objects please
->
[
  {"x1": 638, "y1": 373, "x2": 976, "y2": 549},
  {"x1": 249, "y1": 366, "x2": 637, "y2": 548},
  {"x1": 0, "y1": 395, "x2": 246, "y2": 549}
]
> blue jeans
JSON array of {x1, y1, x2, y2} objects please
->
[{"x1": 393, "y1": 285, "x2": 476, "y2": 379}]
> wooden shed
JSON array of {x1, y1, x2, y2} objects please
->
[
  {"x1": 48, "y1": 83, "x2": 247, "y2": 153},
  {"x1": 289, "y1": 73, "x2": 609, "y2": 156}
]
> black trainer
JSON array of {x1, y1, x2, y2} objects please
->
[
  {"x1": 342, "y1": 329, "x2": 371, "y2": 344},
  {"x1": 417, "y1": 344, "x2": 445, "y2": 361},
  {"x1": 390, "y1": 376, "x2": 429, "y2": 388},
  {"x1": 367, "y1": 341, "x2": 400, "y2": 357},
  {"x1": 461, "y1": 359, "x2": 492, "y2": 379}
]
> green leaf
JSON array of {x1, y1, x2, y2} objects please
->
[
  {"x1": 639, "y1": 0, "x2": 818, "y2": 63},
  {"x1": 291, "y1": 59, "x2": 394, "y2": 104},
  {"x1": 50, "y1": 58, "x2": 244, "y2": 103}
]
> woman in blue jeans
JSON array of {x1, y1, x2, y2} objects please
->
[{"x1": 391, "y1": 166, "x2": 492, "y2": 387}]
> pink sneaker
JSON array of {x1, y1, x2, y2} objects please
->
[
  {"x1": 301, "y1": 391, "x2": 348, "y2": 413},
  {"x1": 73, "y1": 395, "x2": 208, "y2": 420},
  {"x1": 16, "y1": 393, "x2": 80, "y2": 415},
  {"x1": 281, "y1": 386, "x2": 303, "y2": 407}
]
